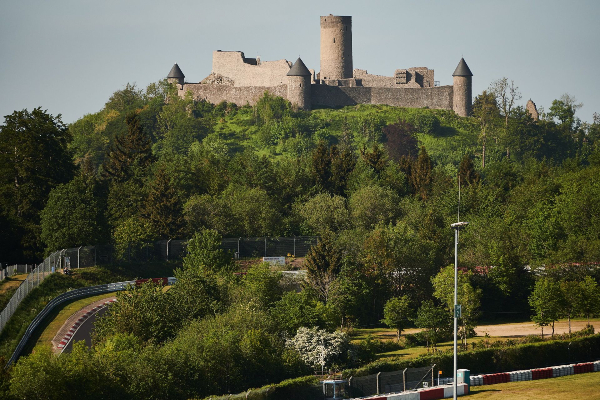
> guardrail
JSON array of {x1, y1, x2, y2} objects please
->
[{"x1": 6, "y1": 278, "x2": 175, "y2": 368}]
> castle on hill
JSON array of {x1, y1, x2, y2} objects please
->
[{"x1": 167, "y1": 15, "x2": 473, "y2": 117}]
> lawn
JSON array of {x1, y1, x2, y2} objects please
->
[{"x1": 468, "y1": 372, "x2": 600, "y2": 399}]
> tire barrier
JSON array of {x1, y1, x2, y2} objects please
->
[
  {"x1": 57, "y1": 298, "x2": 117, "y2": 350},
  {"x1": 354, "y1": 383, "x2": 469, "y2": 400},
  {"x1": 469, "y1": 360, "x2": 600, "y2": 386},
  {"x1": 6, "y1": 278, "x2": 175, "y2": 368}
]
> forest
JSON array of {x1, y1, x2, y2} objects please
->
[{"x1": 1, "y1": 78, "x2": 600, "y2": 399}]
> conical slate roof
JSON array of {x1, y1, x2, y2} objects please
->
[
  {"x1": 452, "y1": 58, "x2": 473, "y2": 77},
  {"x1": 167, "y1": 63, "x2": 185, "y2": 79},
  {"x1": 287, "y1": 58, "x2": 311, "y2": 76}
]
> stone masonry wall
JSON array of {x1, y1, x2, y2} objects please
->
[
  {"x1": 312, "y1": 85, "x2": 453, "y2": 109},
  {"x1": 181, "y1": 84, "x2": 287, "y2": 107},
  {"x1": 354, "y1": 68, "x2": 435, "y2": 88},
  {"x1": 211, "y1": 51, "x2": 292, "y2": 87}
]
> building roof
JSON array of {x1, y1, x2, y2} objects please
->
[
  {"x1": 168, "y1": 63, "x2": 185, "y2": 79},
  {"x1": 452, "y1": 58, "x2": 473, "y2": 77},
  {"x1": 287, "y1": 58, "x2": 311, "y2": 76}
]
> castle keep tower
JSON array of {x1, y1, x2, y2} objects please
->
[
  {"x1": 452, "y1": 58, "x2": 473, "y2": 117},
  {"x1": 287, "y1": 58, "x2": 312, "y2": 110},
  {"x1": 320, "y1": 15, "x2": 353, "y2": 80}
]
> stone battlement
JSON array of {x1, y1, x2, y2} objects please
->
[{"x1": 167, "y1": 16, "x2": 472, "y2": 116}]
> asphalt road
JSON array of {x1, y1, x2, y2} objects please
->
[{"x1": 62, "y1": 306, "x2": 109, "y2": 353}]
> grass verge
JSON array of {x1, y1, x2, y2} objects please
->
[{"x1": 0, "y1": 262, "x2": 177, "y2": 361}]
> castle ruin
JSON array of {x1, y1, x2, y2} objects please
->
[{"x1": 168, "y1": 15, "x2": 473, "y2": 116}]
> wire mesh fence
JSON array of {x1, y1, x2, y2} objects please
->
[
  {"x1": 0, "y1": 236, "x2": 317, "y2": 335},
  {"x1": 347, "y1": 365, "x2": 436, "y2": 397}
]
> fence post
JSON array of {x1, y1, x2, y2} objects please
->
[
  {"x1": 294, "y1": 237, "x2": 296, "y2": 257},
  {"x1": 403, "y1": 368, "x2": 407, "y2": 392},
  {"x1": 166, "y1": 239, "x2": 172, "y2": 261},
  {"x1": 376, "y1": 372, "x2": 381, "y2": 395},
  {"x1": 94, "y1": 246, "x2": 97, "y2": 266},
  {"x1": 238, "y1": 237, "x2": 241, "y2": 259},
  {"x1": 77, "y1": 246, "x2": 82, "y2": 268},
  {"x1": 432, "y1": 364, "x2": 436, "y2": 387},
  {"x1": 264, "y1": 237, "x2": 267, "y2": 257}
]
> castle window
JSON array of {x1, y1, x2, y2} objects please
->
[{"x1": 333, "y1": 38, "x2": 336, "y2": 43}]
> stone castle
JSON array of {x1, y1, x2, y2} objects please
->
[{"x1": 167, "y1": 15, "x2": 473, "y2": 116}]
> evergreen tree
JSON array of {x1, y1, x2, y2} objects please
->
[
  {"x1": 410, "y1": 146, "x2": 432, "y2": 200},
  {"x1": 304, "y1": 234, "x2": 342, "y2": 303},
  {"x1": 458, "y1": 154, "x2": 480, "y2": 186},
  {"x1": 360, "y1": 144, "x2": 387, "y2": 175},
  {"x1": 144, "y1": 166, "x2": 184, "y2": 239},
  {"x1": 311, "y1": 141, "x2": 332, "y2": 192},
  {"x1": 102, "y1": 112, "x2": 154, "y2": 182},
  {"x1": 330, "y1": 145, "x2": 356, "y2": 196}
]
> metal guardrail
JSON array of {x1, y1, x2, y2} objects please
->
[{"x1": 6, "y1": 279, "x2": 175, "y2": 368}]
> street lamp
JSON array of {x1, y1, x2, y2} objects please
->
[{"x1": 450, "y1": 221, "x2": 468, "y2": 400}]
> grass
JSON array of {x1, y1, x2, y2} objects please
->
[
  {"x1": 468, "y1": 372, "x2": 600, "y2": 399},
  {"x1": 0, "y1": 262, "x2": 177, "y2": 361},
  {"x1": 0, "y1": 274, "x2": 28, "y2": 310},
  {"x1": 33, "y1": 292, "x2": 118, "y2": 348}
]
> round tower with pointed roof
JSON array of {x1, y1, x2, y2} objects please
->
[
  {"x1": 320, "y1": 15, "x2": 353, "y2": 80},
  {"x1": 167, "y1": 63, "x2": 185, "y2": 88},
  {"x1": 452, "y1": 58, "x2": 473, "y2": 117},
  {"x1": 287, "y1": 57, "x2": 312, "y2": 110}
]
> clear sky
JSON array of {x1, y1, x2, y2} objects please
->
[{"x1": 1, "y1": 0, "x2": 599, "y2": 124}]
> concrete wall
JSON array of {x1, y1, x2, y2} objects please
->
[
  {"x1": 211, "y1": 51, "x2": 291, "y2": 87},
  {"x1": 180, "y1": 83, "x2": 287, "y2": 106},
  {"x1": 312, "y1": 84, "x2": 453, "y2": 110}
]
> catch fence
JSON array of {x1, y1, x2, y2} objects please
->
[
  {"x1": 347, "y1": 365, "x2": 436, "y2": 397},
  {"x1": 0, "y1": 236, "x2": 317, "y2": 336}
]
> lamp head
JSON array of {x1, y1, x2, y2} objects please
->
[{"x1": 451, "y1": 221, "x2": 469, "y2": 229}]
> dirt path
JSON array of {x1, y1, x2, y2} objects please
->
[{"x1": 475, "y1": 320, "x2": 595, "y2": 337}]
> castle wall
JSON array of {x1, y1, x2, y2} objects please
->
[
  {"x1": 181, "y1": 83, "x2": 287, "y2": 106},
  {"x1": 311, "y1": 85, "x2": 453, "y2": 110},
  {"x1": 211, "y1": 51, "x2": 292, "y2": 87},
  {"x1": 354, "y1": 68, "x2": 435, "y2": 88}
]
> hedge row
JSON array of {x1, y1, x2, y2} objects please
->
[
  {"x1": 203, "y1": 334, "x2": 600, "y2": 400},
  {"x1": 346, "y1": 333, "x2": 600, "y2": 377}
]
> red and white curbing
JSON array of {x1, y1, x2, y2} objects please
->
[
  {"x1": 57, "y1": 299, "x2": 117, "y2": 350},
  {"x1": 353, "y1": 383, "x2": 469, "y2": 400},
  {"x1": 469, "y1": 360, "x2": 600, "y2": 386}
]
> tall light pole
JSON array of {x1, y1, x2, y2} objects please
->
[{"x1": 450, "y1": 221, "x2": 468, "y2": 400}]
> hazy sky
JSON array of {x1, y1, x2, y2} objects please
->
[{"x1": 1, "y1": 0, "x2": 599, "y2": 124}]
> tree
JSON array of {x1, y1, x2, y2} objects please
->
[
  {"x1": 102, "y1": 112, "x2": 154, "y2": 182},
  {"x1": 0, "y1": 108, "x2": 75, "y2": 262},
  {"x1": 431, "y1": 265, "x2": 481, "y2": 349},
  {"x1": 383, "y1": 120, "x2": 419, "y2": 162},
  {"x1": 296, "y1": 193, "x2": 349, "y2": 235},
  {"x1": 529, "y1": 277, "x2": 563, "y2": 338},
  {"x1": 330, "y1": 145, "x2": 356, "y2": 195},
  {"x1": 304, "y1": 234, "x2": 342, "y2": 303},
  {"x1": 242, "y1": 262, "x2": 283, "y2": 309},
  {"x1": 348, "y1": 185, "x2": 399, "y2": 230},
  {"x1": 410, "y1": 146, "x2": 433, "y2": 199},
  {"x1": 458, "y1": 154, "x2": 480, "y2": 187},
  {"x1": 183, "y1": 228, "x2": 233, "y2": 275},
  {"x1": 413, "y1": 300, "x2": 451, "y2": 350},
  {"x1": 382, "y1": 295, "x2": 411, "y2": 341},
  {"x1": 270, "y1": 291, "x2": 328, "y2": 335},
  {"x1": 472, "y1": 90, "x2": 501, "y2": 169},
  {"x1": 489, "y1": 77, "x2": 522, "y2": 128},
  {"x1": 548, "y1": 94, "x2": 582, "y2": 133},
  {"x1": 360, "y1": 144, "x2": 387, "y2": 175},
  {"x1": 40, "y1": 175, "x2": 108, "y2": 252},
  {"x1": 287, "y1": 327, "x2": 349, "y2": 374},
  {"x1": 577, "y1": 276, "x2": 600, "y2": 324},
  {"x1": 143, "y1": 166, "x2": 184, "y2": 239}
]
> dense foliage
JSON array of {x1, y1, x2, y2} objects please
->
[{"x1": 2, "y1": 79, "x2": 600, "y2": 399}]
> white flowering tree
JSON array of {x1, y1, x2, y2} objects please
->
[{"x1": 287, "y1": 327, "x2": 349, "y2": 374}]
